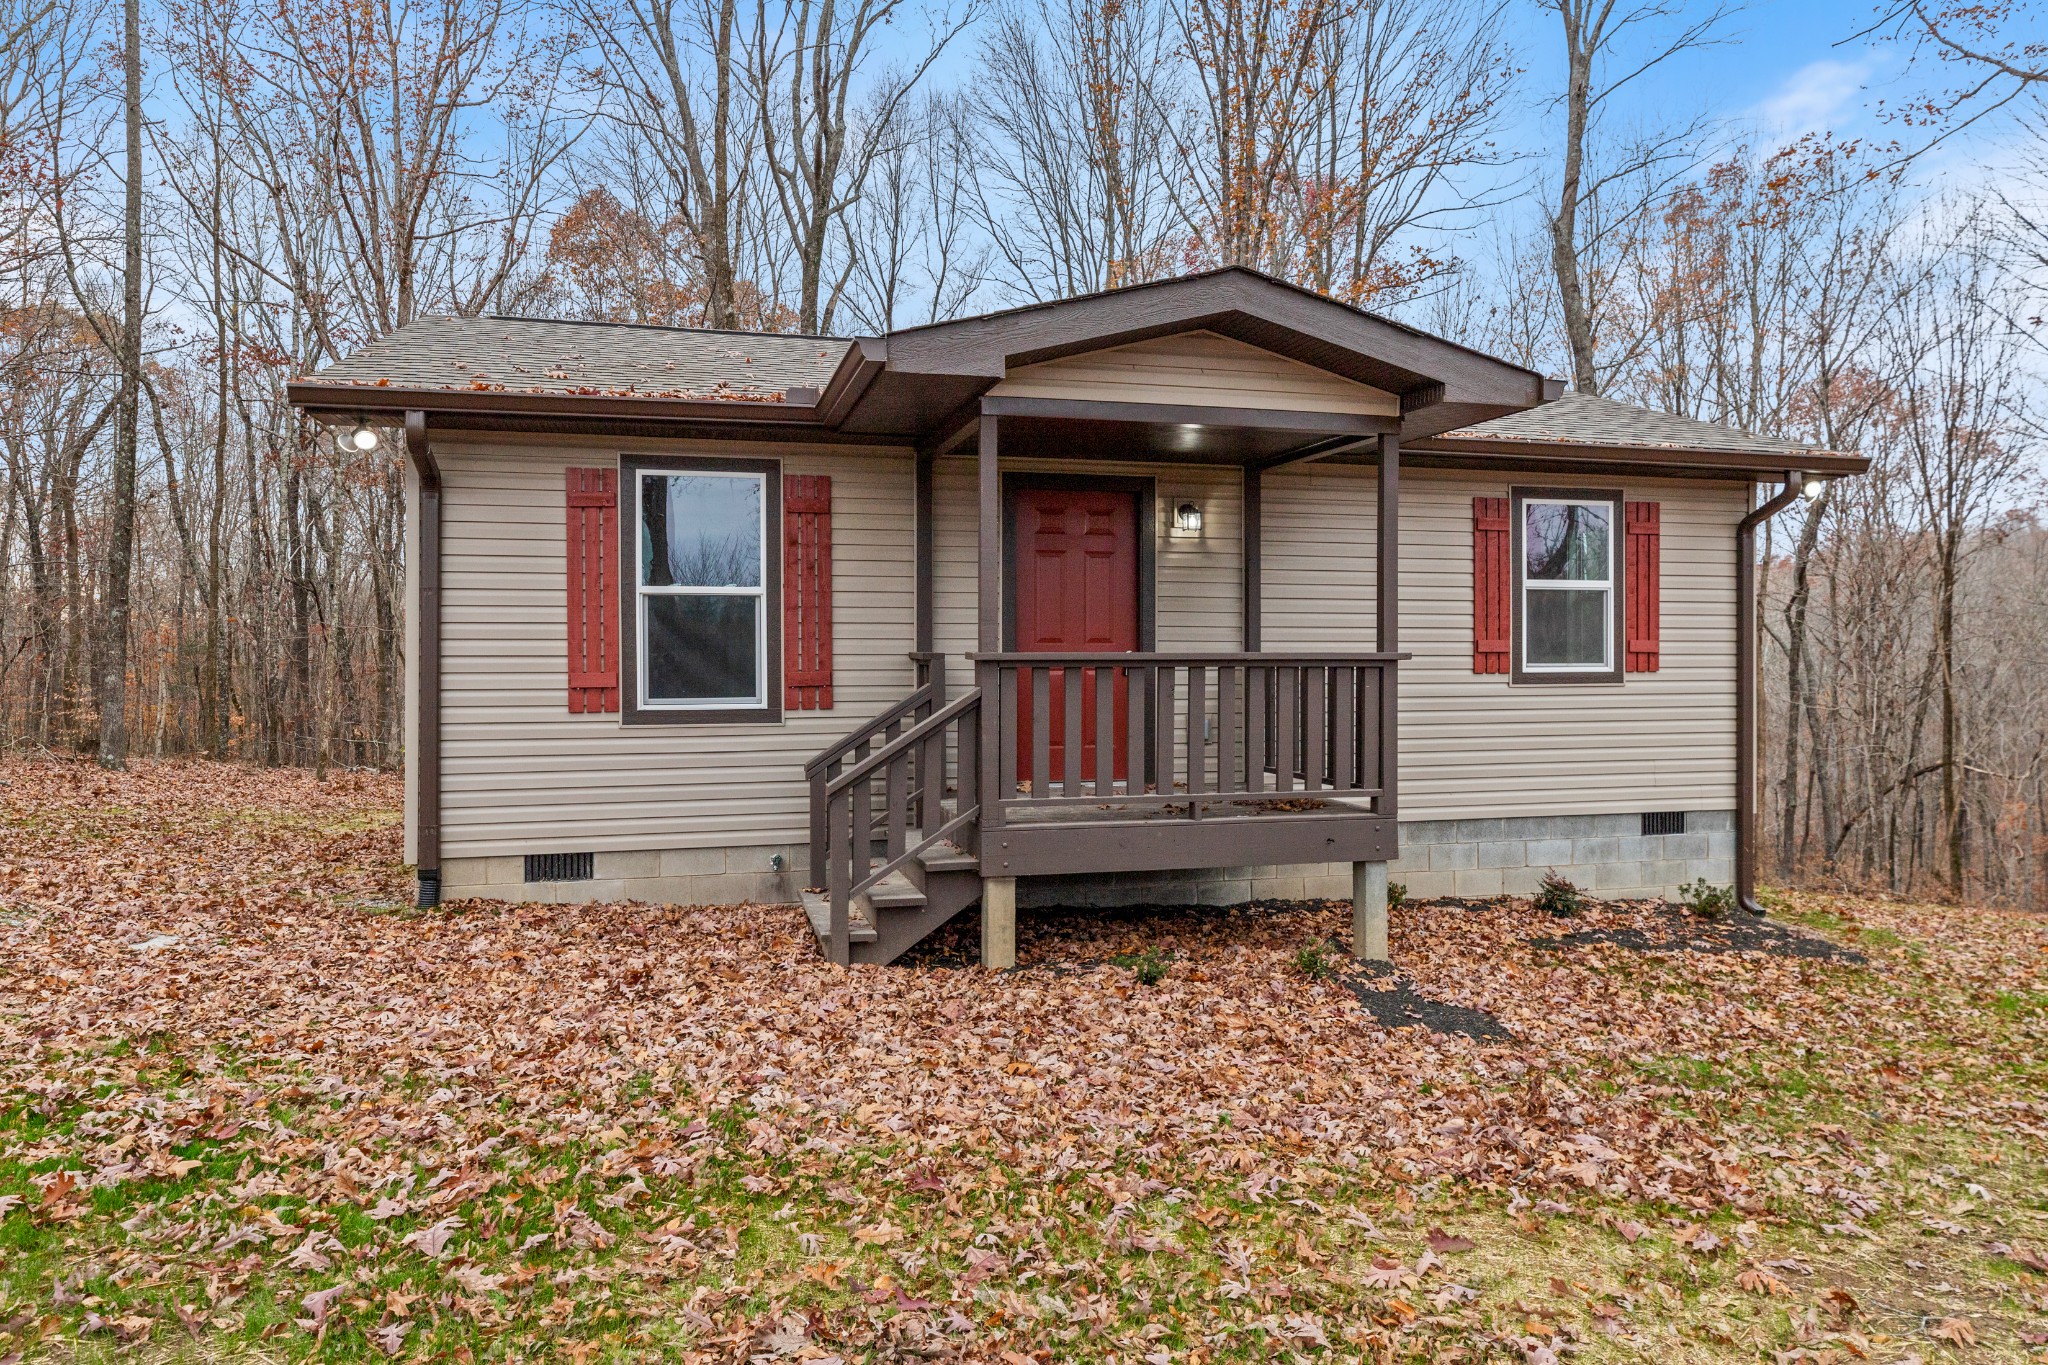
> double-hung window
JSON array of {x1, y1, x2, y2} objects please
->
[
  {"x1": 1512, "y1": 488, "x2": 1623, "y2": 684},
  {"x1": 624, "y1": 456, "x2": 782, "y2": 722}
]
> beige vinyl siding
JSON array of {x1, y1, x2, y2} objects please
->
[
  {"x1": 930, "y1": 457, "x2": 1243, "y2": 681},
  {"x1": 430, "y1": 429, "x2": 1739, "y2": 861},
  {"x1": 1262, "y1": 465, "x2": 1378, "y2": 650},
  {"x1": 990, "y1": 331, "x2": 1399, "y2": 416},
  {"x1": 434, "y1": 433, "x2": 916, "y2": 859},
  {"x1": 1262, "y1": 463, "x2": 1742, "y2": 819}
]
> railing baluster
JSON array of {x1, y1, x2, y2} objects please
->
[
  {"x1": 852, "y1": 754, "x2": 875, "y2": 872},
  {"x1": 1129, "y1": 664, "x2": 1151, "y2": 791},
  {"x1": 1217, "y1": 665, "x2": 1239, "y2": 796},
  {"x1": 1360, "y1": 665, "x2": 1382, "y2": 796},
  {"x1": 1187, "y1": 665, "x2": 1208, "y2": 801},
  {"x1": 1246, "y1": 665, "x2": 1267, "y2": 793},
  {"x1": 1062, "y1": 665, "x2": 1083, "y2": 797},
  {"x1": 886, "y1": 749, "x2": 909, "y2": 860},
  {"x1": 1303, "y1": 666, "x2": 1326, "y2": 793},
  {"x1": 1154, "y1": 665, "x2": 1177, "y2": 798},
  {"x1": 1094, "y1": 666, "x2": 1115, "y2": 798},
  {"x1": 920, "y1": 722, "x2": 945, "y2": 838},
  {"x1": 827, "y1": 787, "x2": 851, "y2": 965},
  {"x1": 1031, "y1": 666, "x2": 1052, "y2": 800},
  {"x1": 1332, "y1": 666, "x2": 1356, "y2": 791},
  {"x1": 1274, "y1": 667, "x2": 1297, "y2": 794},
  {"x1": 958, "y1": 708, "x2": 980, "y2": 826},
  {"x1": 999, "y1": 665, "x2": 1019, "y2": 801}
]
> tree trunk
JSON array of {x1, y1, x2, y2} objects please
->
[
  {"x1": 98, "y1": 0, "x2": 144, "y2": 770},
  {"x1": 1546, "y1": 9, "x2": 1598, "y2": 395}
]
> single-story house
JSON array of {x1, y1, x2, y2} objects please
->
[{"x1": 287, "y1": 268, "x2": 1865, "y2": 967}]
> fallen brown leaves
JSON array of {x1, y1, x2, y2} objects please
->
[{"x1": 0, "y1": 757, "x2": 2044, "y2": 1362}]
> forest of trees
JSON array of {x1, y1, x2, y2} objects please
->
[{"x1": 2, "y1": 0, "x2": 2045, "y2": 903}]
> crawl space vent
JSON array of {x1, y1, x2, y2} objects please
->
[
  {"x1": 525, "y1": 851, "x2": 595, "y2": 883},
  {"x1": 1640, "y1": 811, "x2": 1687, "y2": 837}
]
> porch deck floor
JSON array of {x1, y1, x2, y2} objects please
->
[{"x1": 993, "y1": 791, "x2": 1378, "y2": 824}]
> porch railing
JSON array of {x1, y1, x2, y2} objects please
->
[
  {"x1": 971, "y1": 652, "x2": 1397, "y2": 825},
  {"x1": 815, "y1": 685, "x2": 982, "y2": 964},
  {"x1": 804, "y1": 654, "x2": 948, "y2": 881}
]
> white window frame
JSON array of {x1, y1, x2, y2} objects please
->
[
  {"x1": 1518, "y1": 493, "x2": 1618, "y2": 677},
  {"x1": 634, "y1": 467, "x2": 770, "y2": 711}
]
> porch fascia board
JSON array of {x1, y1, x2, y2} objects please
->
[
  {"x1": 978, "y1": 394, "x2": 1400, "y2": 437},
  {"x1": 1402, "y1": 436, "x2": 1870, "y2": 479},
  {"x1": 981, "y1": 811, "x2": 1398, "y2": 879}
]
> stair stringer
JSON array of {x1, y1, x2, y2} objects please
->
[{"x1": 851, "y1": 869, "x2": 984, "y2": 964}]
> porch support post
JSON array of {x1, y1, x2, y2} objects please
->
[
  {"x1": 982, "y1": 875, "x2": 1017, "y2": 970},
  {"x1": 1242, "y1": 464, "x2": 1261, "y2": 650},
  {"x1": 1352, "y1": 859, "x2": 1389, "y2": 961},
  {"x1": 1376, "y1": 433, "x2": 1399, "y2": 820},
  {"x1": 915, "y1": 447, "x2": 935, "y2": 655},
  {"x1": 978, "y1": 413, "x2": 1001, "y2": 652},
  {"x1": 405, "y1": 411, "x2": 442, "y2": 909}
]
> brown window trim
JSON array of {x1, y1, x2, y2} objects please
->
[
  {"x1": 620, "y1": 453, "x2": 785, "y2": 726},
  {"x1": 1510, "y1": 485, "x2": 1625, "y2": 687},
  {"x1": 998, "y1": 472, "x2": 1158, "y2": 651}
]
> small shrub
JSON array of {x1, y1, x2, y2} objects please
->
[
  {"x1": 1532, "y1": 870, "x2": 1582, "y2": 918},
  {"x1": 1387, "y1": 881, "x2": 1408, "y2": 909},
  {"x1": 1679, "y1": 878, "x2": 1736, "y2": 919},
  {"x1": 1294, "y1": 940, "x2": 1334, "y2": 980},
  {"x1": 1111, "y1": 947, "x2": 1171, "y2": 985}
]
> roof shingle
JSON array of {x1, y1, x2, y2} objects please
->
[
  {"x1": 1432, "y1": 390, "x2": 1833, "y2": 458},
  {"x1": 303, "y1": 315, "x2": 850, "y2": 400}
]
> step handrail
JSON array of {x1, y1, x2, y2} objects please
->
[
  {"x1": 825, "y1": 689, "x2": 980, "y2": 797},
  {"x1": 802, "y1": 681, "x2": 936, "y2": 778},
  {"x1": 821, "y1": 687, "x2": 983, "y2": 965}
]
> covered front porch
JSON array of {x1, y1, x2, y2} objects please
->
[{"x1": 806, "y1": 397, "x2": 1406, "y2": 966}]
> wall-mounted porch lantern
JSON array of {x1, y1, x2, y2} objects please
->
[{"x1": 1172, "y1": 500, "x2": 1204, "y2": 535}]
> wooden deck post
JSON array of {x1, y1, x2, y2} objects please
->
[
  {"x1": 1352, "y1": 860, "x2": 1388, "y2": 961},
  {"x1": 1242, "y1": 464, "x2": 1261, "y2": 650},
  {"x1": 982, "y1": 876, "x2": 1017, "y2": 969}
]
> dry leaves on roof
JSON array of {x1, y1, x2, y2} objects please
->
[{"x1": 0, "y1": 758, "x2": 2042, "y2": 1362}]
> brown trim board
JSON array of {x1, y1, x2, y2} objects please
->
[
  {"x1": 618, "y1": 453, "x2": 787, "y2": 727},
  {"x1": 1508, "y1": 486, "x2": 1627, "y2": 687},
  {"x1": 404, "y1": 411, "x2": 442, "y2": 907},
  {"x1": 999, "y1": 472, "x2": 1158, "y2": 652},
  {"x1": 1737, "y1": 472, "x2": 1805, "y2": 915}
]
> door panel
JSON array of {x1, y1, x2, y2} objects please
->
[{"x1": 1011, "y1": 485, "x2": 1141, "y2": 787}]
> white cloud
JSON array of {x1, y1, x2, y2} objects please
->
[{"x1": 1751, "y1": 53, "x2": 1884, "y2": 140}]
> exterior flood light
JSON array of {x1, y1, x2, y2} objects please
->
[
  {"x1": 1173, "y1": 501, "x2": 1203, "y2": 533},
  {"x1": 1801, "y1": 477, "x2": 1824, "y2": 500},
  {"x1": 342, "y1": 423, "x2": 380, "y2": 453}
]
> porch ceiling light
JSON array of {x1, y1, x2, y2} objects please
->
[
  {"x1": 341, "y1": 422, "x2": 380, "y2": 453},
  {"x1": 1172, "y1": 500, "x2": 1203, "y2": 533}
]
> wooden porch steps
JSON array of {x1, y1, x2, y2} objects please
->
[
  {"x1": 803, "y1": 840, "x2": 985, "y2": 965},
  {"x1": 801, "y1": 889, "x2": 876, "y2": 944}
]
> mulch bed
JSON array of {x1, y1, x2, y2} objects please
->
[{"x1": 1526, "y1": 902, "x2": 1868, "y2": 963}]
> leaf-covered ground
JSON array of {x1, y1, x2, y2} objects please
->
[{"x1": 0, "y1": 759, "x2": 2044, "y2": 1364}]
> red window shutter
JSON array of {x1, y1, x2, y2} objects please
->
[
  {"x1": 1625, "y1": 500, "x2": 1661, "y2": 673},
  {"x1": 784, "y1": 474, "x2": 833, "y2": 709},
  {"x1": 1472, "y1": 496, "x2": 1510, "y2": 674},
  {"x1": 565, "y1": 467, "x2": 620, "y2": 714}
]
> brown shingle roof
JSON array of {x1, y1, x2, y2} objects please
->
[
  {"x1": 302, "y1": 315, "x2": 851, "y2": 401},
  {"x1": 1431, "y1": 390, "x2": 1836, "y2": 458}
]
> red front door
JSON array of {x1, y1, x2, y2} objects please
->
[{"x1": 1011, "y1": 484, "x2": 1141, "y2": 786}]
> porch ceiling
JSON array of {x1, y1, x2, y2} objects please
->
[{"x1": 974, "y1": 408, "x2": 1373, "y2": 466}]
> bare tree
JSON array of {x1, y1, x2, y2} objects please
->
[
  {"x1": 749, "y1": 0, "x2": 970, "y2": 333},
  {"x1": 580, "y1": 0, "x2": 759, "y2": 330},
  {"x1": 1294, "y1": 0, "x2": 1516, "y2": 303},
  {"x1": 1537, "y1": 0, "x2": 1735, "y2": 393},
  {"x1": 971, "y1": 0, "x2": 1179, "y2": 298},
  {"x1": 96, "y1": 0, "x2": 140, "y2": 767}
]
